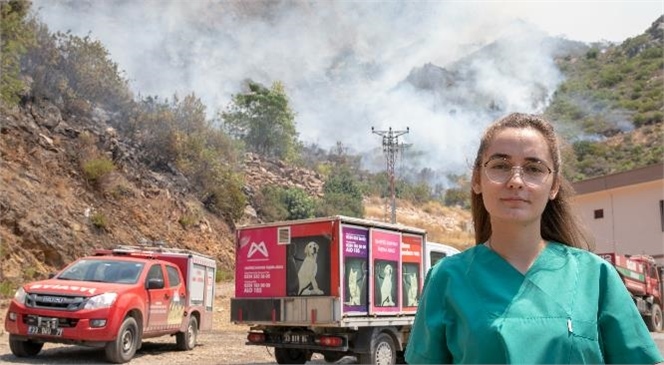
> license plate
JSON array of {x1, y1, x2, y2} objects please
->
[
  {"x1": 28, "y1": 325, "x2": 63, "y2": 336},
  {"x1": 282, "y1": 334, "x2": 310, "y2": 344}
]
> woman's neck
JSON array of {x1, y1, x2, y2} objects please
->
[{"x1": 487, "y1": 221, "x2": 546, "y2": 274}]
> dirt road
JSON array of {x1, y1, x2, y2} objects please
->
[
  {"x1": 0, "y1": 282, "x2": 357, "y2": 364},
  {"x1": 1, "y1": 282, "x2": 660, "y2": 364}
]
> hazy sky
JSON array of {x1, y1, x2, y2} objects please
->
[
  {"x1": 32, "y1": 0, "x2": 663, "y2": 182},
  {"x1": 491, "y1": 1, "x2": 662, "y2": 43}
]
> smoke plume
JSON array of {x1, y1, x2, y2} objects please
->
[{"x1": 35, "y1": 0, "x2": 590, "y2": 184}]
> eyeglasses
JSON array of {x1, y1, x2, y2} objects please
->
[{"x1": 483, "y1": 158, "x2": 553, "y2": 186}]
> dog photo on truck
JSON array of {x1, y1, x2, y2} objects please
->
[
  {"x1": 286, "y1": 236, "x2": 331, "y2": 296},
  {"x1": 402, "y1": 262, "x2": 420, "y2": 307},
  {"x1": 344, "y1": 259, "x2": 367, "y2": 306},
  {"x1": 374, "y1": 259, "x2": 398, "y2": 307}
]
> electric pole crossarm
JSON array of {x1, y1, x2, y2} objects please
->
[{"x1": 371, "y1": 126, "x2": 410, "y2": 224}]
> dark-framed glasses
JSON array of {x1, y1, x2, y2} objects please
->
[{"x1": 483, "y1": 158, "x2": 553, "y2": 186}]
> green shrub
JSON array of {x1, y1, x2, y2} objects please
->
[
  {"x1": 25, "y1": 30, "x2": 132, "y2": 111},
  {"x1": 0, "y1": 0, "x2": 35, "y2": 104},
  {"x1": 178, "y1": 214, "x2": 198, "y2": 229},
  {"x1": 256, "y1": 186, "x2": 315, "y2": 221},
  {"x1": 585, "y1": 49, "x2": 598, "y2": 59},
  {"x1": 641, "y1": 46, "x2": 663, "y2": 59},
  {"x1": 216, "y1": 268, "x2": 233, "y2": 282},
  {"x1": 0, "y1": 280, "x2": 15, "y2": 298},
  {"x1": 90, "y1": 212, "x2": 107, "y2": 230},
  {"x1": 444, "y1": 188, "x2": 470, "y2": 209},
  {"x1": 598, "y1": 68, "x2": 622, "y2": 87},
  {"x1": 221, "y1": 81, "x2": 299, "y2": 162},
  {"x1": 110, "y1": 184, "x2": 134, "y2": 199},
  {"x1": 256, "y1": 186, "x2": 289, "y2": 222},
  {"x1": 82, "y1": 156, "x2": 114, "y2": 185},
  {"x1": 316, "y1": 166, "x2": 364, "y2": 218},
  {"x1": 283, "y1": 188, "x2": 316, "y2": 220}
]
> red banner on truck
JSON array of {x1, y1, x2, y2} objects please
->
[{"x1": 235, "y1": 227, "x2": 287, "y2": 297}]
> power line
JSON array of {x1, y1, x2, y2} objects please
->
[{"x1": 371, "y1": 126, "x2": 410, "y2": 224}]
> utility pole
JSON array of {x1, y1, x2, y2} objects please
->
[{"x1": 371, "y1": 126, "x2": 409, "y2": 224}]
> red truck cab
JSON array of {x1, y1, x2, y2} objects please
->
[{"x1": 4, "y1": 244, "x2": 217, "y2": 363}]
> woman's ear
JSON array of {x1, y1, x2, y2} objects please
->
[
  {"x1": 472, "y1": 174, "x2": 482, "y2": 195},
  {"x1": 549, "y1": 177, "x2": 560, "y2": 200}
]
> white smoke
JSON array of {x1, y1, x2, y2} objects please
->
[{"x1": 31, "y1": 0, "x2": 653, "y2": 185}]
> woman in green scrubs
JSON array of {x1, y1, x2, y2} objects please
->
[{"x1": 405, "y1": 113, "x2": 663, "y2": 364}]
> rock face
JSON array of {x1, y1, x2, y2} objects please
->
[
  {"x1": 243, "y1": 152, "x2": 325, "y2": 200},
  {"x1": 0, "y1": 100, "x2": 323, "y2": 283}
]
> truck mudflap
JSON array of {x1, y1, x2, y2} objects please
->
[{"x1": 246, "y1": 329, "x2": 349, "y2": 352}]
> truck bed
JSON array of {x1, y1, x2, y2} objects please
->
[{"x1": 231, "y1": 296, "x2": 415, "y2": 327}]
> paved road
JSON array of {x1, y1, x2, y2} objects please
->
[{"x1": 653, "y1": 332, "x2": 664, "y2": 356}]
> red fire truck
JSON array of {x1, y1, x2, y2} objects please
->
[
  {"x1": 5, "y1": 244, "x2": 217, "y2": 363},
  {"x1": 599, "y1": 252, "x2": 663, "y2": 332}
]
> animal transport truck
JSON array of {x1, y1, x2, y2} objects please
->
[
  {"x1": 5, "y1": 244, "x2": 217, "y2": 363},
  {"x1": 230, "y1": 215, "x2": 460, "y2": 364},
  {"x1": 599, "y1": 252, "x2": 663, "y2": 332}
]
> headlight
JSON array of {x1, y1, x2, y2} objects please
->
[
  {"x1": 13, "y1": 287, "x2": 26, "y2": 304},
  {"x1": 84, "y1": 292, "x2": 118, "y2": 309}
]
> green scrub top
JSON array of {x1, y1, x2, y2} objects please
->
[{"x1": 405, "y1": 242, "x2": 663, "y2": 364}]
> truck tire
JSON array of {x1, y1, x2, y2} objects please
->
[
  {"x1": 176, "y1": 315, "x2": 198, "y2": 350},
  {"x1": 647, "y1": 303, "x2": 663, "y2": 332},
  {"x1": 8, "y1": 334, "x2": 44, "y2": 357},
  {"x1": 274, "y1": 348, "x2": 310, "y2": 364},
  {"x1": 358, "y1": 332, "x2": 396, "y2": 365},
  {"x1": 105, "y1": 317, "x2": 139, "y2": 363}
]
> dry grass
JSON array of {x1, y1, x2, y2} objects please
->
[{"x1": 364, "y1": 196, "x2": 474, "y2": 251}]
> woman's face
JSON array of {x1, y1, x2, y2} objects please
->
[{"x1": 472, "y1": 127, "x2": 559, "y2": 225}]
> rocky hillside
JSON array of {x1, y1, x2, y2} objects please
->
[
  {"x1": 0, "y1": 100, "x2": 472, "y2": 289},
  {"x1": 0, "y1": 100, "x2": 228, "y2": 283}
]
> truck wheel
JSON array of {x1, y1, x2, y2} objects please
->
[
  {"x1": 176, "y1": 315, "x2": 198, "y2": 350},
  {"x1": 358, "y1": 332, "x2": 396, "y2": 365},
  {"x1": 274, "y1": 348, "x2": 310, "y2": 364},
  {"x1": 322, "y1": 351, "x2": 345, "y2": 362},
  {"x1": 105, "y1": 317, "x2": 139, "y2": 363},
  {"x1": 647, "y1": 303, "x2": 663, "y2": 332},
  {"x1": 8, "y1": 335, "x2": 44, "y2": 357}
]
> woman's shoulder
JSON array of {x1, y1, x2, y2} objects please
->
[
  {"x1": 547, "y1": 241, "x2": 613, "y2": 268},
  {"x1": 429, "y1": 245, "x2": 481, "y2": 276}
]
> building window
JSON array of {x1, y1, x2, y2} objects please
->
[
  {"x1": 660, "y1": 200, "x2": 664, "y2": 232},
  {"x1": 594, "y1": 209, "x2": 604, "y2": 219}
]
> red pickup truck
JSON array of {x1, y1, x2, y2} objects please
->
[{"x1": 4, "y1": 244, "x2": 217, "y2": 363}]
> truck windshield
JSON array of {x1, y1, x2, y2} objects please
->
[{"x1": 58, "y1": 259, "x2": 144, "y2": 284}]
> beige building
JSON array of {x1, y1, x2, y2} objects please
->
[{"x1": 572, "y1": 163, "x2": 664, "y2": 265}]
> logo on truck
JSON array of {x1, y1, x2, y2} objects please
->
[{"x1": 247, "y1": 241, "x2": 269, "y2": 259}]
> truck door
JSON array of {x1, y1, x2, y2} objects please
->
[
  {"x1": 146, "y1": 263, "x2": 170, "y2": 331},
  {"x1": 165, "y1": 264, "x2": 186, "y2": 329}
]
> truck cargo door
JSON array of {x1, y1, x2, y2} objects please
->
[
  {"x1": 165, "y1": 264, "x2": 186, "y2": 330},
  {"x1": 146, "y1": 263, "x2": 170, "y2": 331}
]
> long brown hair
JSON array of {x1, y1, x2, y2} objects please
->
[{"x1": 470, "y1": 113, "x2": 594, "y2": 250}]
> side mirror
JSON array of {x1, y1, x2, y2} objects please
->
[
  {"x1": 48, "y1": 273, "x2": 56, "y2": 279},
  {"x1": 147, "y1": 278, "x2": 164, "y2": 290}
]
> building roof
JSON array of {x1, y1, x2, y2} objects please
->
[{"x1": 572, "y1": 162, "x2": 664, "y2": 195}]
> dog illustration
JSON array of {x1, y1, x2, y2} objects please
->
[
  {"x1": 297, "y1": 241, "x2": 324, "y2": 295},
  {"x1": 379, "y1": 264, "x2": 395, "y2": 306},
  {"x1": 404, "y1": 272, "x2": 418, "y2": 306},
  {"x1": 346, "y1": 267, "x2": 362, "y2": 305}
]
